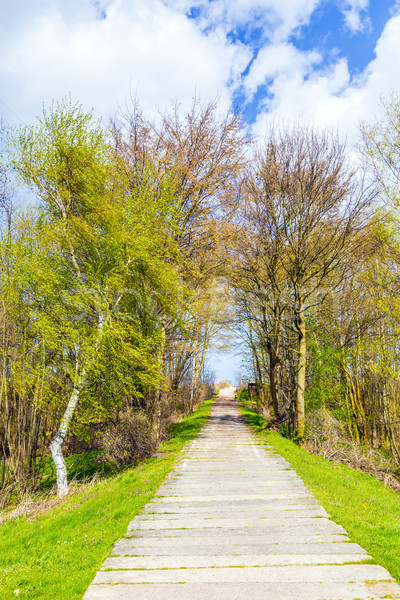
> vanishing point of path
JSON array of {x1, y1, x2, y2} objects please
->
[{"x1": 84, "y1": 389, "x2": 400, "y2": 600}]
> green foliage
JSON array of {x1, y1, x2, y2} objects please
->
[
  {"x1": 12, "y1": 96, "x2": 109, "y2": 218},
  {"x1": 237, "y1": 387, "x2": 250, "y2": 401},
  {"x1": 361, "y1": 92, "x2": 400, "y2": 208},
  {"x1": 1, "y1": 96, "x2": 190, "y2": 496},
  {"x1": 305, "y1": 332, "x2": 346, "y2": 411}
]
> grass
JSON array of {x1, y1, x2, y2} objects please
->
[
  {"x1": 240, "y1": 400, "x2": 400, "y2": 583},
  {"x1": 39, "y1": 450, "x2": 114, "y2": 490},
  {"x1": 0, "y1": 397, "x2": 214, "y2": 600}
]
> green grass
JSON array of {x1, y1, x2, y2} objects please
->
[
  {"x1": 0, "y1": 397, "x2": 214, "y2": 600},
  {"x1": 240, "y1": 401, "x2": 400, "y2": 583}
]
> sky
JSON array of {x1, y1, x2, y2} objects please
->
[{"x1": 1, "y1": 0, "x2": 400, "y2": 381}]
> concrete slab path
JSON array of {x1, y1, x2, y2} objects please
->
[{"x1": 84, "y1": 389, "x2": 400, "y2": 599}]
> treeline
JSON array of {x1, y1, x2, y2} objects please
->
[
  {"x1": 232, "y1": 96, "x2": 400, "y2": 468},
  {"x1": 2, "y1": 93, "x2": 400, "y2": 505},
  {"x1": 0, "y1": 97, "x2": 245, "y2": 502}
]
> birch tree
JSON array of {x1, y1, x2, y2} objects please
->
[{"x1": 12, "y1": 98, "x2": 182, "y2": 496}]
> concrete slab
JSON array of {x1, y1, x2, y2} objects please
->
[
  {"x1": 118, "y1": 535, "x2": 355, "y2": 546},
  {"x1": 142, "y1": 497, "x2": 323, "y2": 509},
  {"x1": 103, "y1": 553, "x2": 370, "y2": 569},
  {"x1": 137, "y1": 508, "x2": 329, "y2": 518},
  {"x1": 152, "y1": 493, "x2": 313, "y2": 502},
  {"x1": 127, "y1": 517, "x2": 347, "y2": 532},
  {"x1": 84, "y1": 581, "x2": 400, "y2": 600},
  {"x1": 92, "y1": 564, "x2": 393, "y2": 584},
  {"x1": 123, "y1": 528, "x2": 350, "y2": 541},
  {"x1": 111, "y1": 542, "x2": 369, "y2": 556}
]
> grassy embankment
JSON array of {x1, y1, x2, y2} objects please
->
[
  {"x1": 240, "y1": 400, "x2": 400, "y2": 582},
  {"x1": 0, "y1": 397, "x2": 215, "y2": 600}
]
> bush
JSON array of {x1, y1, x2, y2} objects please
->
[
  {"x1": 237, "y1": 387, "x2": 250, "y2": 400},
  {"x1": 304, "y1": 407, "x2": 400, "y2": 491},
  {"x1": 97, "y1": 408, "x2": 157, "y2": 468}
]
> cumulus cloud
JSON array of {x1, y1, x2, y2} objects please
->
[
  {"x1": 252, "y1": 12, "x2": 400, "y2": 147},
  {"x1": 165, "y1": 0, "x2": 321, "y2": 41},
  {"x1": 0, "y1": 0, "x2": 399, "y2": 158},
  {"x1": 0, "y1": 0, "x2": 251, "y2": 124},
  {"x1": 244, "y1": 43, "x2": 322, "y2": 101}
]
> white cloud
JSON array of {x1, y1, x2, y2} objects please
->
[
  {"x1": 0, "y1": 0, "x2": 251, "y2": 124},
  {"x1": 244, "y1": 43, "x2": 322, "y2": 101},
  {"x1": 0, "y1": 0, "x2": 399, "y2": 162},
  {"x1": 165, "y1": 0, "x2": 321, "y2": 41},
  {"x1": 252, "y1": 12, "x2": 400, "y2": 148},
  {"x1": 340, "y1": 0, "x2": 370, "y2": 33}
]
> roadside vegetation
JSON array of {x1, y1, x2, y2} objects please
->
[
  {"x1": 3, "y1": 86, "x2": 400, "y2": 577},
  {"x1": 230, "y1": 95, "x2": 400, "y2": 482},
  {"x1": 0, "y1": 396, "x2": 214, "y2": 600},
  {"x1": 240, "y1": 400, "x2": 400, "y2": 583},
  {"x1": 0, "y1": 97, "x2": 237, "y2": 505}
]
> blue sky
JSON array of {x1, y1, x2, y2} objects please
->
[
  {"x1": 292, "y1": 0, "x2": 393, "y2": 73},
  {"x1": 205, "y1": 0, "x2": 398, "y2": 124},
  {"x1": 1, "y1": 0, "x2": 400, "y2": 380}
]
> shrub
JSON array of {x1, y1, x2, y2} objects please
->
[
  {"x1": 97, "y1": 408, "x2": 157, "y2": 468},
  {"x1": 237, "y1": 387, "x2": 250, "y2": 400},
  {"x1": 304, "y1": 407, "x2": 400, "y2": 491}
]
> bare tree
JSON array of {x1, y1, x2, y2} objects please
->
[
  {"x1": 240, "y1": 125, "x2": 372, "y2": 436},
  {"x1": 112, "y1": 97, "x2": 248, "y2": 423},
  {"x1": 112, "y1": 97, "x2": 249, "y2": 263},
  {"x1": 0, "y1": 119, "x2": 15, "y2": 233}
]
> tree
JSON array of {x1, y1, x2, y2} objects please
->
[
  {"x1": 0, "y1": 119, "x2": 15, "y2": 233},
  {"x1": 239, "y1": 126, "x2": 370, "y2": 436},
  {"x1": 359, "y1": 95, "x2": 400, "y2": 458},
  {"x1": 361, "y1": 92, "x2": 400, "y2": 208},
  {"x1": 12, "y1": 97, "x2": 182, "y2": 496},
  {"x1": 112, "y1": 97, "x2": 247, "y2": 419}
]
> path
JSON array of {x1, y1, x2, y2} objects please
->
[{"x1": 84, "y1": 389, "x2": 400, "y2": 599}]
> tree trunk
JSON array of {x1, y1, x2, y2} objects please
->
[
  {"x1": 50, "y1": 377, "x2": 85, "y2": 497},
  {"x1": 269, "y1": 356, "x2": 279, "y2": 418},
  {"x1": 49, "y1": 312, "x2": 105, "y2": 497},
  {"x1": 249, "y1": 320, "x2": 265, "y2": 404},
  {"x1": 296, "y1": 298, "x2": 306, "y2": 438},
  {"x1": 254, "y1": 350, "x2": 265, "y2": 405},
  {"x1": 188, "y1": 350, "x2": 197, "y2": 414},
  {"x1": 153, "y1": 317, "x2": 166, "y2": 440},
  {"x1": 263, "y1": 304, "x2": 283, "y2": 421}
]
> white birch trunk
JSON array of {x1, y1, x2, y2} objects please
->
[
  {"x1": 50, "y1": 372, "x2": 86, "y2": 497},
  {"x1": 50, "y1": 313, "x2": 105, "y2": 497}
]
